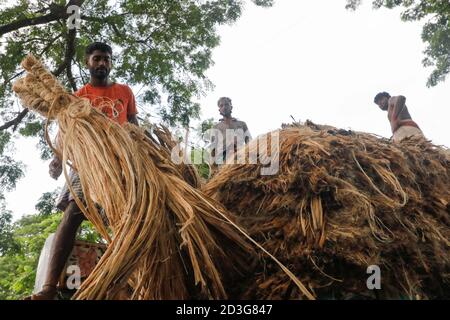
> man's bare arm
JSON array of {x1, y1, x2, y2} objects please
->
[
  {"x1": 389, "y1": 95, "x2": 406, "y2": 120},
  {"x1": 127, "y1": 114, "x2": 139, "y2": 126}
]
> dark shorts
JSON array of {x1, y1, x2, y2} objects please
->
[
  {"x1": 56, "y1": 171, "x2": 109, "y2": 226},
  {"x1": 56, "y1": 170, "x2": 83, "y2": 212}
]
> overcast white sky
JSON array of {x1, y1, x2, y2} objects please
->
[{"x1": 5, "y1": 0, "x2": 449, "y2": 220}]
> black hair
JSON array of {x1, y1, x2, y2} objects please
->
[
  {"x1": 217, "y1": 97, "x2": 232, "y2": 106},
  {"x1": 374, "y1": 92, "x2": 391, "y2": 104},
  {"x1": 85, "y1": 42, "x2": 112, "y2": 57}
]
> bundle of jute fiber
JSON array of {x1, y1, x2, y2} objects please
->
[
  {"x1": 203, "y1": 123, "x2": 450, "y2": 299},
  {"x1": 13, "y1": 54, "x2": 254, "y2": 300},
  {"x1": 144, "y1": 124, "x2": 201, "y2": 189},
  {"x1": 13, "y1": 54, "x2": 316, "y2": 300}
]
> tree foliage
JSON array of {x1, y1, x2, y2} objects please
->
[
  {"x1": 0, "y1": 198, "x2": 19, "y2": 256},
  {"x1": 346, "y1": 0, "x2": 450, "y2": 87},
  {"x1": 0, "y1": 0, "x2": 274, "y2": 126},
  {"x1": 34, "y1": 190, "x2": 60, "y2": 216},
  {"x1": 0, "y1": 189, "x2": 104, "y2": 299},
  {"x1": 0, "y1": 131, "x2": 24, "y2": 200},
  {"x1": 0, "y1": 0, "x2": 274, "y2": 195},
  {"x1": 0, "y1": 212, "x2": 62, "y2": 299}
]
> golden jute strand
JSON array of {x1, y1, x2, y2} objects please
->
[
  {"x1": 12, "y1": 79, "x2": 50, "y2": 116},
  {"x1": 24, "y1": 74, "x2": 57, "y2": 105},
  {"x1": 69, "y1": 118, "x2": 236, "y2": 300},
  {"x1": 21, "y1": 55, "x2": 66, "y2": 96},
  {"x1": 59, "y1": 101, "x2": 230, "y2": 299}
]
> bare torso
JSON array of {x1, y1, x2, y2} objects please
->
[
  {"x1": 387, "y1": 96, "x2": 420, "y2": 133},
  {"x1": 388, "y1": 96, "x2": 411, "y2": 121}
]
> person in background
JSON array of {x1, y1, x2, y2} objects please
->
[
  {"x1": 210, "y1": 97, "x2": 251, "y2": 162},
  {"x1": 374, "y1": 91, "x2": 424, "y2": 142}
]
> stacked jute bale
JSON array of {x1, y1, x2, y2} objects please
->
[{"x1": 204, "y1": 123, "x2": 450, "y2": 299}]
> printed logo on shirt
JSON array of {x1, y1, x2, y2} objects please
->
[{"x1": 97, "y1": 98, "x2": 125, "y2": 120}]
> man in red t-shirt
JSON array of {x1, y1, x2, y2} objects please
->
[
  {"x1": 30, "y1": 42, "x2": 138, "y2": 300},
  {"x1": 74, "y1": 77, "x2": 138, "y2": 126}
]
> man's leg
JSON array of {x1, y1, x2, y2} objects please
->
[
  {"x1": 31, "y1": 201, "x2": 86, "y2": 300},
  {"x1": 393, "y1": 126, "x2": 424, "y2": 143}
]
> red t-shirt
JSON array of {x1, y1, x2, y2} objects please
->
[{"x1": 75, "y1": 83, "x2": 137, "y2": 125}]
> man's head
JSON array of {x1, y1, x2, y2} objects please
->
[
  {"x1": 374, "y1": 92, "x2": 391, "y2": 111},
  {"x1": 85, "y1": 42, "x2": 113, "y2": 80},
  {"x1": 218, "y1": 97, "x2": 232, "y2": 117}
]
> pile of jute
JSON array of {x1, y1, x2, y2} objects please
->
[{"x1": 204, "y1": 122, "x2": 450, "y2": 299}]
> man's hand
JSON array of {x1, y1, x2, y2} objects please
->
[{"x1": 49, "y1": 156, "x2": 62, "y2": 180}]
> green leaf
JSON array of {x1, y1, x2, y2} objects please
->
[{"x1": 346, "y1": 0, "x2": 450, "y2": 86}]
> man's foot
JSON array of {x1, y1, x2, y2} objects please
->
[{"x1": 23, "y1": 285, "x2": 57, "y2": 300}]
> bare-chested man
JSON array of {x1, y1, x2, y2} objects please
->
[
  {"x1": 374, "y1": 92, "x2": 424, "y2": 142},
  {"x1": 210, "y1": 97, "x2": 251, "y2": 162}
]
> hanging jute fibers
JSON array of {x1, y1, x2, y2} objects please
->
[
  {"x1": 13, "y1": 54, "x2": 316, "y2": 300},
  {"x1": 204, "y1": 122, "x2": 450, "y2": 299}
]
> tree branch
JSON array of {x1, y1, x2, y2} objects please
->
[
  {"x1": 0, "y1": 109, "x2": 29, "y2": 131},
  {"x1": 81, "y1": 15, "x2": 125, "y2": 39},
  {"x1": 67, "y1": 59, "x2": 77, "y2": 92},
  {"x1": 0, "y1": 0, "x2": 85, "y2": 37},
  {"x1": 0, "y1": 8, "x2": 65, "y2": 37},
  {"x1": 81, "y1": 15, "x2": 151, "y2": 45},
  {"x1": 38, "y1": 33, "x2": 63, "y2": 57},
  {"x1": 75, "y1": 58, "x2": 89, "y2": 85},
  {"x1": 53, "y1": 28, "x2": 77, "y2": 77},
  {"x1": 0, "y1": 71, "x2": 25, "y2": 89},
  {"x1": 1, "y1": 19, "x2": 79, "y2": 132}
]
